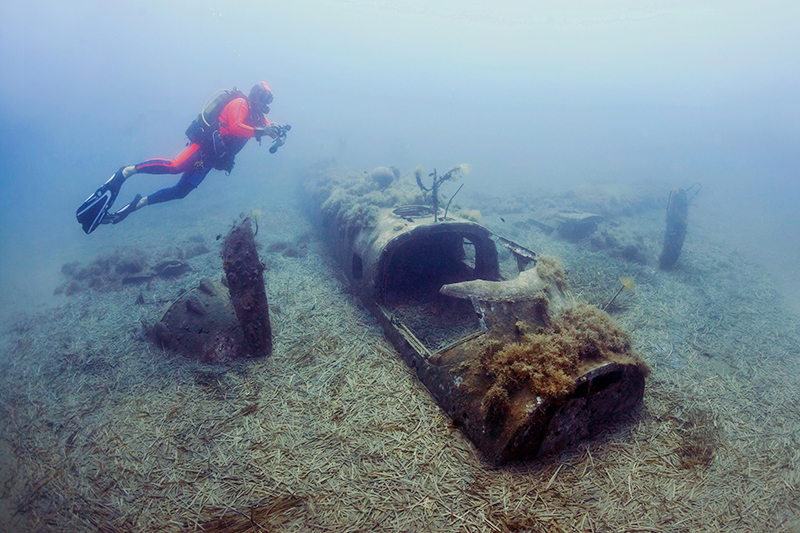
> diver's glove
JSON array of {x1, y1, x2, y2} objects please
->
[{"x1": 254, "y1": 124, "x2": 281, "y2": 142}]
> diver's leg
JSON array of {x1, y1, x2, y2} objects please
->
[
  {"x1": 133, "y1": 143, "x2": 202, "y2": 175},
  {"x1": 103, "y1": 145, "x2": 208, "y2": 225},
  {"x1": 109, "y1": 170, "x2": 201, "y2": 225},
  {"x1": 101, "y1": 143, "x2": 201, "y2": 200},
  {"x1": 142, "y1": 163, "x2": 211, "y2": 206},
  {"x1": 139, "y1": 178, "x2": 195, "y2": 206},
  {"x1": 106, "y1": 162, "x2": 211, "y2": 226}
]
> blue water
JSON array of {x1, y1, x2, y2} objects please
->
[{"x1": 1, "y1": 1, "x2": 798, "y2": 319}]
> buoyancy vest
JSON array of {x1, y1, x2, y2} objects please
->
[{"x1": 185, "y1": 88, "x2": 246, "y2": 146}]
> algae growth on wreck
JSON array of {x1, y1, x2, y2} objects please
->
[{"x1": 479, "y1": 301, "x2": 649, "y2": 427}]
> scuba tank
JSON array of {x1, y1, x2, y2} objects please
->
[{"x1": 185, "y1": 88, "x2": 245, "y2": 145}]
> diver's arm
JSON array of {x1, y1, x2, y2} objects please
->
[{"x1": 226, "y1": 99, "x2": 272, "y2": 138}]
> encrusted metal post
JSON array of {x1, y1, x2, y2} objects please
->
[
  {"x1": 222, "y1": 217, "x2": 272, "y2": 357},
  {"x1": 659, "y1": 188, "x2": 688, "y2": 270}
]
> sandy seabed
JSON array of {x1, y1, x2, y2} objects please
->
[{"x1": 2, "y1": 180, "x2": 799, "y2": 532}]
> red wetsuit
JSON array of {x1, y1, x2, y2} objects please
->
[
  {"x1": 219, "y1": 98, "x2": 270, "y2": 139},
  {"x1": 132, "y1": 98, "x2": 271, "y2": 204}
]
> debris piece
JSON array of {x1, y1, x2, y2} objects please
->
[
  {"x1": 185, "y1": 295, "x2": 207, "y2": 315},
  {"x1": 154, "y1": 278, "x2": 244, "y2": 363},
  {"x1": 659, "y1": 188, "x2": 688, "y2": 270},
  {"x1": 154, "y1": 260, "x2": 191, "y2": 278},
  {"x1": 223, "y1": 217, "x2": 272, "y2": 357}
]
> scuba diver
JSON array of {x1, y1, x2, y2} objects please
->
[{"x1": 77, "y1": 82, "x2": 291, "y2": 234}]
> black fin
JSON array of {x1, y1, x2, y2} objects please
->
[
  {"x1": 76, "y1": 188, "x2": 114, "y2": 234},
  {"x1": 108, "y1": 194, "x2": 142, "y2": 225},
  {"x1": 76, "y1": 169, "x2": 125, "y2": 234}
]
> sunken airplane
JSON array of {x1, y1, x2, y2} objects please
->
[{"x1": 303, "y1": 165, "x2": 648, "y2": 465}]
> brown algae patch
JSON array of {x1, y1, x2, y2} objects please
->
[{"x1": 480, "y1": 302, "x2": 649, "y2": 425}]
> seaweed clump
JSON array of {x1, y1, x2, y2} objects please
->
[
  {"x1": 305, "y1": 166, "x2": 419, "y2": 242},
  {"x1": 414, "y1": 164, "x2": 469, "y2": 221},
  {"x1": 533, "y1": 255, "x2": 568, "y2": 292},
  {"x1": 677, "y1": 408, "x2": 718, "y2": 468},
  {"x1": 480, "y1": 302, "x2": 646, "y2": 426}
]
